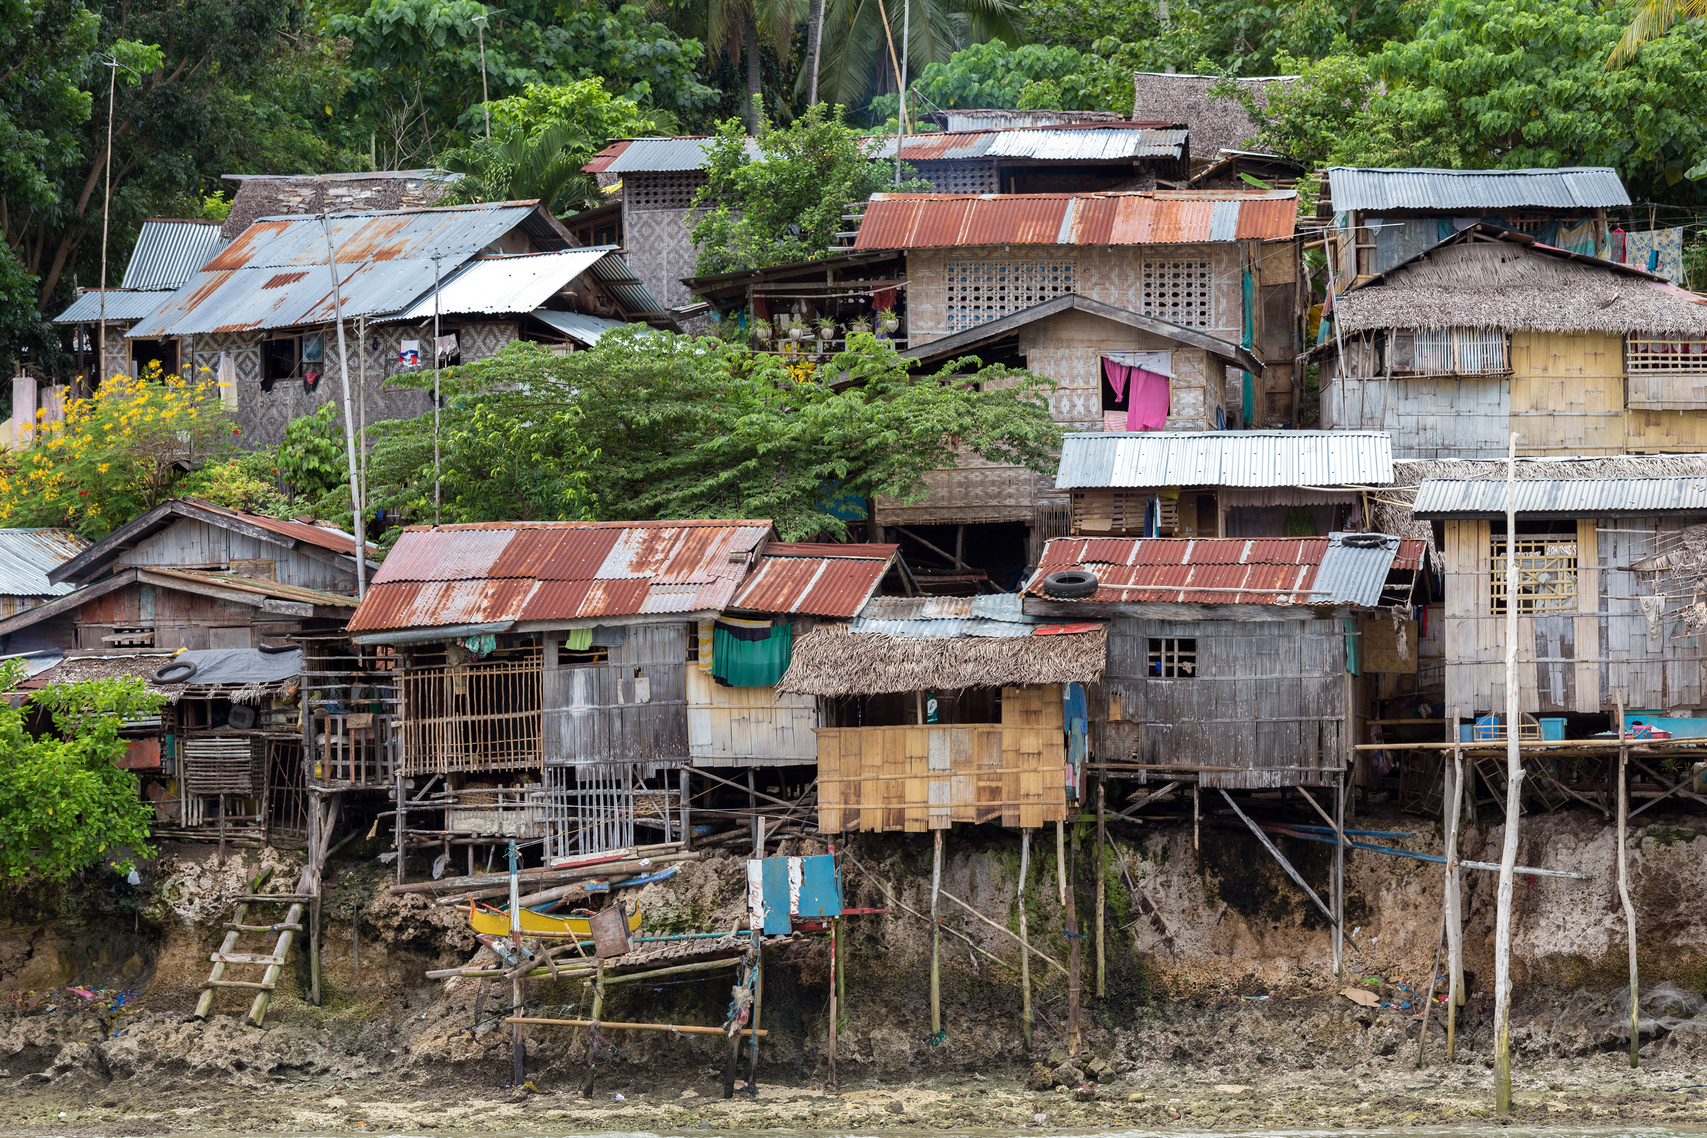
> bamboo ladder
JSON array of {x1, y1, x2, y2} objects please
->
[{"x1": 194, "y1": 867, "x2": 312, "y2": 1026}]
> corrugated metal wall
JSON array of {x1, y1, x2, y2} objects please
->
[
  {"x1": 542, "y1": 623, "x2": 689, "y2": 768},
  {"x1": 1097, "y1": 616, "x2": 1347, "y2": 787}
]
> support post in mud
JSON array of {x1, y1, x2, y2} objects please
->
[
  {"x1": 581, "y1": 958, "x2": 606, "y2": 1097},
  {"x1": 749, "y1": 944, "x2": 764, "y2": 1092},
  {"x1": 1055, "y1": 819, "x2": 1066, "y2": 907},
  {"x1": 1192, "y1": 783, "x2": 1200, "y2": 851},
  {"x1": 930, "y1": 829, "x2": 943, "y2": 1038},
  {"x1": 1019, "y1": 828, "x2": 1033, "y2": 1052},
  {"x1": 218, "y1": 794, "x2": 228, "y2": 865},
  {"x1": 309, "y1": 793, "x2": 324, "y2": 1008},
  {"x1": 1096, "y1": 780, "x2": 1106, "y2": 999},
  {"x1": 749, "y1": 769, "x2": 760, "y2": 857},
  {"x1": 1446, "y1": 707, "x2": 1466, "y2": 1059},
  {"x1": 394, "y1": 770, "x2": 406, "y2": 885},
  {"x1": 509, "y1": 841, "x2": 525, "y2": 1088},
  {"x1": 1617, "y1": 692, "x2": 1639, "y2": 1068},
  {"x1": 827, "y1": 917, "x2": 839, "y2": 1092},
  {"x1": 1416, "y1": 902, "x2": 1447, "y2": 1067},
  {"x1": 680, "y1": 766, "x2": 693, "y2": 850},
  {"x1": 722, "y1": 957, "x2": 748, "y2": 1099},
  {"x1": 1492, "y1": 430, "x2": 1523, "y2": 1115},
  {"x1": 1333, "y1": 775, "x2": 1345, "y2": 977},
  {"x1": 1067, "y1": 813, "x2": 1082, "y2": 1055}
]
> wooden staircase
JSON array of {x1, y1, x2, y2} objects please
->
[{"x1": 194, "y1": 868, "x2": 314, "y2": 1026}]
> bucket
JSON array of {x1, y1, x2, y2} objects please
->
[
  {"x1": 1459, "y1": 724, "x2": 1473, "y2": 742},
  {"x1": 1539, "y1": 717, "x2": 1566, "y2": 741}
]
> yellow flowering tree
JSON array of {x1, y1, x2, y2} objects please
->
[{"x1": 0, "y1": 364, "x2": 245, "y2": 538}]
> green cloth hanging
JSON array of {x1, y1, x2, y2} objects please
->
[
  {"x1": 1241, "y1": 266, "x2": 1256, "y2": 427},
  {"x1": 564, "y1": 628, "x2": 593, "y2": 652},
  {"x1": 712, "y1": 622, "x2": 793, "y2": 687},
  {"x1": 1284, "y1": 506, "x2": 1317, "y2": 536}
]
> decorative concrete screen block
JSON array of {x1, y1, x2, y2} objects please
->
[
  {"x1": 945, "y1": 259, "x2": 1077, "y2": 332},
  {"x1": 1140, "y1": 258, "x2": 1214, "y2": 327},
  {"x1": 626, "y1": 172, "x2": 706, "y2": 212},
  {"x1": 918, "y1": 161, "x2": 1001, "y2": 194}
]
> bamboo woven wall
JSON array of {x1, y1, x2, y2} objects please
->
[
  {"x1": 399, "y1": 657, "x2": 543, "y2": 775},
  {"x1": 815, "y1": 684, "x2": 1067, "y2": 831}
]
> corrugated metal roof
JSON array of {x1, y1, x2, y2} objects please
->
[
  {"x1": 529, "y1": 310, "x2": 634, "y2": 345},
  {"x1": 598, "y1": 136, "x2": 759, "y2": 174},
  {"x1": 350, "y1": 520, "x2": 775, "y2": 635},
  {"x1": 583, "y1": 139, "x2": 634, "y2": 173},
  {"x1": 0, "y1": 529, "x2": 88, "y2": 596},
  {"x1": 850, "y1": 593, "x2": 1043, "y2": 638},
  {"x1": 120, "y1": 219, "x2": 229, "y2": 290},
  {"x1": 52, "y1": 290, "x2": 174, "y2": 325},
  {"x1": 728, "y1": 543, "x2": 898, "y2": 617},
  {"x1": 1411, "y1": 477, "x2": 1707, "y2": 517},
  {"x1": 185, "y1": 499, "x2": 372, "y2": 559},
  {"x1": 853, "y1": 190, "x2": 1296, "y2": 250},
  {"x1": 870, "y1": 126, "x2": 1186, "y2": 162},
  {"x1": 1325, "y1": 167, "x2": 1631, "y2": 213},
  {"x1": 1028, "y1": 534, "x2": 1422, "y2": 607},
  {"x1": 389, "y1": 249, "x2": 614, "y2": 319},
  {"x1": 127, "y1": 203, "x2": 552, "y2": 338},
  {"x1": 143, "y1": 567, "x2": 360, "y2": 607},
  {"x1": 1055, "y1": 431, "x2": 1394, "y2": 489}
]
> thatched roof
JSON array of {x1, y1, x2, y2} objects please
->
[
  {"x1": 777, "y1": 624, "x2": 1106, "y2": 696},
  {"x1": 1335, "y1": 236, "x2": 1707, "y2": 336},
  {"x1": 1130, "y1": 73, "x2": 1291, "y2": 157}
]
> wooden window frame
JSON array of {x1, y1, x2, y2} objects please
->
[
  {"x1": 1490, "y1": 536, "x2": 1578, "y2": 615},
  {"x1": 1146, "y1": 636, "x2": 1197, "y2": 678},
  {"x1": 1627, "y1": 332, "x2": 1707, "y2": 376}
]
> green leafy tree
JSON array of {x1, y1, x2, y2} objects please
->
[
  {"x1": 814, "y1": 0, "x2": 1021, "y2": 113},
  {"x1": 869, "y1": 41, "x2": 1115, "y2": 115},
  {"x1": 275, "y1": 402, "x2": 349, "y2": 513},
  {"x1": 177, "y1": 450, "x2": 285, "y2": 515},
  {"x1": 0, "y1": 666, "x2": 163, "y2": 883},
  {"x1": 691, "y1": 105, "x2": 926, "y2": 275},
  {"x1": 366, "y1": 327, "x2": 1061, "y2": 541}
]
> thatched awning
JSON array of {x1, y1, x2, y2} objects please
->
[
  {"x1": 778, "y1": 623, "x2": 1106, "y2": 696},
  {"x1": 1335, "y1": 239, "x2": 1707, "y2": 336}
]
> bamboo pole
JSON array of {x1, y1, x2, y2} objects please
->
[
  {"x1": 827, "y1": 917, "x2": 839, "y2": 1092},
  {"x1": 1617, "y1": 693, "x2": 1639, "y2": 1068},
  {"x1": 197, "y1": 868, "x2": 271, "y2": 1019},
  {"x1": 581, "y1": 957, "x2": 606, "y2": 1097},
  {"x1": 1019, "y1": 829, "x2": 1033, "y2": 1051},
  {"x1": 1446, "y1": 707, "x2": 1466, "y2": 1059},
  {"x1": 1096, "y1": 780, "x2": 1106, "y2": 998},
  {"x1": 1055, "y1": 820, "x2": 1066, "y2": 906},
  {"x1": 507, "y1": 1017, "x2": 766, "y2": 1036},
  {"x1": 1333, "y1": 776, "x2": 1345, "y2": 975},
  {"x1": 1416, "y1": 900, "x2": 1447, "y2": 1067},
  {"x1": 930, "y1": 829, "x2": 942, "y2": 1038},
  {"x1": 1067, "y1": 817, "x2": 1082, "y2": 1055},
  {"x1": 1493, "y1": 430, "x2": 1523, "y2": 1115},
  {"x1": 937, "y1": 887, "x2": 1068, "y2": 974},
  {"x1": 394, "y1": 771, "x2": 405, "y2": 885}
]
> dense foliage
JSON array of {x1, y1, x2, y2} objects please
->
[
  {"x1": 0, "y1": 666, "x2": 162, "y2": 883},
  {"x1": 366, "y1": 329, "x2": 1061, "y2": 540}
]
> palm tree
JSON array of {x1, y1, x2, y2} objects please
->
[
  {"x1": 438, "y1": 121, "x2": 601, "y2": 217},
  {"x1": 1609, "y1": 0, "x2": 1707, "y2": 64},
  {"x1": 809, "y1": 0, "x2": 1020, "y2": 115},
  {"x1": 687, "y1": 0, "x2": 805, "y2": 131}
]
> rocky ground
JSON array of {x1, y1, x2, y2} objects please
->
[{"x1": 2, "y1": 806, "x2": 1706, "y2": 1133}]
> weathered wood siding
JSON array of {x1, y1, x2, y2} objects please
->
[
  {"x1": 542, "y1": 624, "x2": 689, "y2": 768},
  {"x1": 74, "y1": 579, "x2": 286, "y2": 651},
  {"x1": 1442, "y1": 517, "x2": 1707, "y2": 714},
  {"x1": 686, "y1": 665, "x2": 818, "y2": 766},
  {"x1": 1096, "y1": 617, "x2": 1346, "y2": 787},
  {"x1": 115, "y1": 518, "x2": 354, "y2": 593},
  {"x1": 1321, "y1": 371, "x2": 1509, "y2": 460},
  {"x1": 815, "y1": 684, "x2": 1067, "y2": 831}
]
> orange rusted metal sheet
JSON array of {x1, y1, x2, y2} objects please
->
[
  {"x1": 854, "y1": 190, "x2": 1296, "y2": 250},
  {"x1": 728, "y1": 543, "x2": 898, "y2": 617}
]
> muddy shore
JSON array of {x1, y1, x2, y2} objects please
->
[{"x1": 4, "y1": 808, "x2": 1707, "y2": 1131}]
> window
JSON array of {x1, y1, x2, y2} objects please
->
[
  {"x1": 1490, "y1": 537, "x2": 1577, "y2": 614},
  {"x1": 1389, "y1": 328, "x2": 1507, "y2": 375},
  {"x1": 1627, "y1": 333, "x2": 1707, "y2": 374},
  {"x1": 1140, "y1": 260, "x2": 1213, "y2": 327},
  {"x1": 945, "y1": 259, "x2": 1076, "y2": 332},
  {"x1": 1147, "y1": 637, "x2": 1197, "y2": 678},
  {"x1": 262, "y1": 337, "x2": 298, "y2": 386}
]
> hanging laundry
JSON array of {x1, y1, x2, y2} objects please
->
[
  {"x1": 398, "y1": 340, "x2": 421, "y2": 367},
  {"x1": 1553, "y1": 218, "x2": 1599, "y2": 256},
  {"x1": 1601, "y1": 228, "x2": 1626, "y2": 264},
  {"x1": 711, "y1": 620, "x2": 793, "y2": 687},
  {"x1": 1103, "y1": 356, "x2": 1132, "y2": 401},
  {"x1": 1626, "y1": 228, "x2": 1686, "y2": 284},
  {"x1": 1126, "y1": 367, "x2": 1171, "y2": 431},
  {"x1": 303, "y1": 370, "x2": 321, "y2": 393},
  {"x1": 696, "y1": 619, "x2": 715, "y2": 672},
  {"x1": 435, "y1": 333, "x2": 459, "y2": 361},
  {"x1": 564, "y1": 628, "x2": 593, "y2": 652}
]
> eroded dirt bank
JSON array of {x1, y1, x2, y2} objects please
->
[{"x1": 4, "y1": 808, "x2": 1707, "y2": 1132}]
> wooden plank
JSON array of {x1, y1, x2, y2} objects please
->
[
  {"x1": 210, "y1": 952, "x2": 285, "y2": 965},
  {"x1": 1575, "y1": 518, "x2": 1602, "y2": 713},
  {"x1": 202, "y1": 979, "x2": 276, "y2": 991}
]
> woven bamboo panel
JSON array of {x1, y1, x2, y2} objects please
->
[
  {"x1": 183, "y1": 735, "x2": 264, "y2": 795},
  {"x1": 815, "y1": 684, "x2": 1067, "y2": 832}
]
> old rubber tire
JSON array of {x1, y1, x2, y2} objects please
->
[
  {"x1": 1042, "y1": 569, "x2": 1099, "y2": 599},
  {"x1": 257, "y1": 641, "x2": 295, "y2": 654},
  {"x1": 153, "y1": 659, "x2": 197, "y2": 684}
]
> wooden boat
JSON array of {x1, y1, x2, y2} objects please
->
[{"x1": 469, "y1": 903, "x2": 643, "y2": 939}]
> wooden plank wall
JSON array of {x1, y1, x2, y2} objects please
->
[
  {"x1": 74, "y1": 580, "x2": 289, "y2": 651},
  {"x1": 1095, "y1": 617, "x2": 1346, "y2": 788},
  {"x1": 116, "y1": 518, "x2": 355, "y2": 593},
  {"x1": 1322, "y1": 373, "x2": 1510, "y2": 460},
  {"x1": 685, "y1": 665, "x2": 819, "y2": 766},
  {"x1": 816, "y1": 684, "x2": 1067, "y2": 831},
  {"x1": 542, "y1": 624, "x2": 690, "y2": 769},
  {"x1": 1442, "y1": 516, "x2": 1706, "y2": 714}
]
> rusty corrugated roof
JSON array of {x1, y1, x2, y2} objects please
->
[
  {"x1": 1028, "y1": 535, "x2": 1424, "y2": 606},
  {"x1": 350, "y1": 520, "x2": 775, "y2": 634},
  {"x1": 853, "y1": 190, "x2": 1297, "y2": 250},
  {"x1": 582, "y1": 140, "x2": 634, "y2": 174},
  {"x1": 728, "y1": 543, "x2": 898, "y2": 617},
  {"x1": 142, "y1": 567, "x2": 360, "y2": 607},
  {"x1": 187, "y1": 499, "x2": 373, "y2": 559}
]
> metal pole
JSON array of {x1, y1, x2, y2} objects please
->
[
  {"x1": 1493, "y1": 430, "x2": 1523, "y2": 1114},
  {"x1": 473, "y1": 16, "x2": 491, "y2": 139},
  {"x1": 319, "y1": 213, "x2": 367, "y2": 599}
]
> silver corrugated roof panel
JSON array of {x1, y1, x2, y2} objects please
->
[
  {"x1": 529, "y1": 310, "x2": 633, "y2": 345},
  {"x1": 982, "y1": 127, "x2": 1186, "y2": 161},
  {"x1": 1412, "y1": 477, "x2": 1707, "y2": 517},
  {"x1": 127, "y1": 203, "x2": 544, "y2": 338},
  {"x1": 1308, "y1": 532, "x2": 1399, "y2": 606},
  {"x1": 120, "y1": 220, "x2": 228, "y2": 290},
  {"x1": 389, "y1": 249, "x2": 612, "y2": 318},
  {"x1": 1056, "y1": 431, "x2": 1394, "y2": 489},
  {"x1": 1326, "y1": 167, "x2": 1631, "y2": 213},
  {"x1": 851, "y1": 592, "x2": 1038, "y2": 637},
  {"x1": 0, "y1": 529, "x2": 89, "y2": 596},
  {"x1": 601, "y1": 137, "x2": 758, "y2": 173},
  {"x1": 52, "y1": 290, "x2": 174, "y2": 324}
]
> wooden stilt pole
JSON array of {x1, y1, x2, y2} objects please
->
[
  {"x1": 748, "y1": 944, "x2": 763, "y2": 1091},
  {"x1": 1446, "y1": 707, "x2": 1466, "y2": 1059},
  {"x1": 1193, "y1": 782, "x2": 1200, "y2": 851},
  {"x1": 1067, "y1": 816, "x2": 1082, "y2": 1055},
  {"x1": 680, "y1": 767, "x2": 693, "y2": 850},
  {"x1": 1416, "y1": 901, "x2": 1447, "y2": 1067},
  {"x1": 1492, "y1": 430, "x2": 1523, "y2": 1115},
  {"x1": 395, "y1": 770, "x2": 406, "y2": 885},
  {"x1": 1019, "y1": 828, "x2": 1033, "y2": 1051},
  {"x1": 1332, "y1": 775, "x2": 1345, "y2": 976},
  {"x1": 827, "y1": 917, "x2": 839, "y2": 1091},
  {"x1": 582, "y1": 958, "x2": 606, "y2": 1097},
  {"x1": 748, "y1": 769, "x2": 759, "y2": 857},
  {"x1": 509, "y1": 841, "x2": 525, "y2": 1088},
  {"x1": 1617, "y1": 692, "x2": 1639, "y2": 1068},
  {"x1": 218, "y1": 794, "x2": 228, "y2": 866},
  {"x1": 1096, "y1": 780, "x2": 1106, "y2": 999},
  {"x1": 930, "y1": 828, "x2": 942, "y2": 1038},
  {"x1": 309, "y1": 795, "x2": 324, "y2": 1008},
  {"x1": 1055, "y1": 819, "x2": 1066, "y2": 906}
]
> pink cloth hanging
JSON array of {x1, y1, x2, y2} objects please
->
[
  {"x1": 1126, "y1": 366, "x2": 1170, "y2": 431},
  {"x1": 1102, "y1": 357, "x2": 1132, "y2": 401}
]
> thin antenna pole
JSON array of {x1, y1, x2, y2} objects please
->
[
  {"x1": 321, "y1": 213, "x2": 367, "y2": 599},
  {"x1": 98, "y1": 58, "x2": 119, "y2": 387},
  {"x1": 473, "y1": 15, "x2": 490, "y2": 139},
  {"x1": 433, "y1": 252, "x2": 442, "y2": 526},
  {"x1": 899, "y1": 0, "x2": 910, "y2": 136}
]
